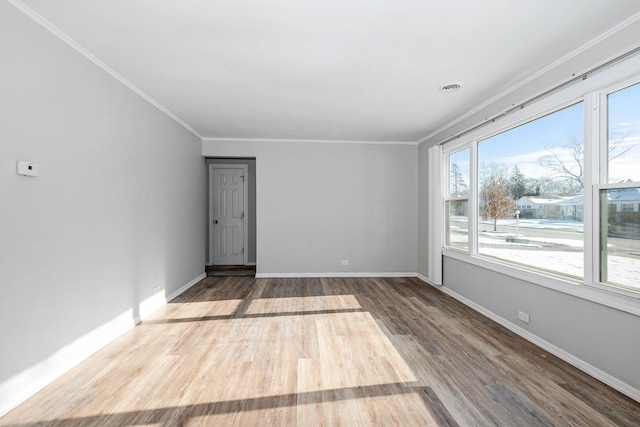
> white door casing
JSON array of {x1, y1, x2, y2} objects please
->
[{"x1": 209, "y1": 165, "x2": 248, "y2": 265}]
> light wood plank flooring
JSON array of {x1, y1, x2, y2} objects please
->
[{"x1": 2, "y1": 277, "x2": 639, "y2": 426}]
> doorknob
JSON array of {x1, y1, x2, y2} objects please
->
[{"x1": 214, "y1": 220, "x2": 219, "y2": 224}]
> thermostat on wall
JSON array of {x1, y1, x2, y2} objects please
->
[{"x1": 17, "y1": 160, "x2": 39, "y2": 177}]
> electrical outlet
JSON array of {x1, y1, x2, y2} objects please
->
[
  {"x1": 518, "y1": 310, "x2": 530, "y2": 324},
  {"x1": 341, "y1": 260, "x2": 349, "y2": 266},
  {"x1": 17, "y1": 160, "x2": 39, "y2": 177}
]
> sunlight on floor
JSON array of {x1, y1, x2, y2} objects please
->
[{"x1": 1, "y1": 293, "x2": 435, "y2": 425}]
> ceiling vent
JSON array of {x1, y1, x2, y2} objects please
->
[{"x1": 439, "y1": 81, "x2": 463, "y2": 93}]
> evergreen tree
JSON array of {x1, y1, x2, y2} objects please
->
[
  {"x1": 450, "y1": 161, "x2": 468, "y2": 197},
  {"x1": 509, "y1": 165, "x2": 527, "y2": 200}
]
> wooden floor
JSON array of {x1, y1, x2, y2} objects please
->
[{"x1": 2, "y1": 277, "x2": 639, "y2": 426}]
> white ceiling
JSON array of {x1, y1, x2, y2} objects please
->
[{"x1": 16, "y1": 0, "x2": 640, "y2": 142}]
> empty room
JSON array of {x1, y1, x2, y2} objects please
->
[{"x1": 2, "y1": 0, "x2": 640, "y2": 425}]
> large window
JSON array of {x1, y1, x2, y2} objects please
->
[
  {"x1": 440, "y1": 75, "x2": 640, "y2": 300},
  {"x1": 477, "y1": 104, "x2": 584, "y2": 278}
]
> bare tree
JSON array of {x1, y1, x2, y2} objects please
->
[
  {"x1": 539, "y1": 135, "x2": 633, "y2": 192},
  {"x1": 480, "y1": 165, "x2": 515, "y2": 232},
  {"x1": 538, "y1": 137, "x2": 584, "y2": 192}
]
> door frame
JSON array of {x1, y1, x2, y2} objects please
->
[{"x1": 209, "y1": 163, "x2": 249, "y2": 266}]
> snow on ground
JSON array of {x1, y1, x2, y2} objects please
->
[
  {"x1": 449, "y1": 218, "x2": 639, "y2": 290},
  {"x1": 482, "y1": 248, "x2": 640, "y2": 290},
  {"x1": 606, "y1": 256, "x2": 640, "y2": 289},
  {"x1": 523, "y1": 237, "x2": 583, "y2": 248},
  {"x1": 479, "y1": 218, "x2": 584, "y2": 233},
  {"x1": 479, "y1": 248, "x2": 584, "y2": 278}
]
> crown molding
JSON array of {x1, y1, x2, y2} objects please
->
[
  {"x1": 202, "y1": 137, "x2": 418, "y2": 146},
  {"x1": 8, "y1": 0, "x2": 204, "y2": 140}
]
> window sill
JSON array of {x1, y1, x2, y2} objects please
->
[{"x1": 442, "y1": 248, "x2": 640, "y2": 317}]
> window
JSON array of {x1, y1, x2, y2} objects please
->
[
  {"x1": 477, "y1": 104, "x2": 584, "y2": 278},
  {"x1": 445, "y1": 148, "x2": 470, "y2": 250},
  {"x1": 439, "y1": 70, "x2": 640, "y2": 302}
]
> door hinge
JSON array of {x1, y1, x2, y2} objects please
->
[
  {"x1": 241, "y1": 175, "x2": 245, "y2": 181},
  {"x1": 241, "y1": 211, "x2": 245, "y2": 219},
  {"x1": 241, "y1": 247, "x2": 245, "y2": 253}
]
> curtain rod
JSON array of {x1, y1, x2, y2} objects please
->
[{"x1": 436, "y1": 45, "x2": 640, "y2": 146}]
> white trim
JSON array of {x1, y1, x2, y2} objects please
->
[
  {"x1": 202, "y1": 137, "x2": 417, "y2": 146},
  {"x1": 583, "y1": 91, "x2": 599, "y2": 291},
  {"x1": 433, "y1": 284, "x2": 640, "y2": 404},
  {"x1": 137, "y1": 289, "x2": 166, "y2": 322},
  {"x1": 416, "y1": 272, "x2": 440, "y2": 286},
  {"x1": 7, "y1": 0, "x2": 203, "y2": 140},
  {"x1": 427, "y1": 145, "x2": 443, "y2": 285},
  {"x1": 255, "y1": 272, "x2": 417, "y2": 279},
  {"x1": 245, "y1": 262, "x2": 257, "y2": 266},
  {"x1": 469, "y1": 141, "x2": 479, "y2": 255},
  {"x1": 0, "y1": 272, "x2": 206, "y2": 417},
  {"x1": 595, "y1": 181, "x2": 640, "y2": 190},
  {"x1": 0, "y1": 309, "x2": 134, "y2": 417},
  {"x1": 166, "y1": 273, "x2": 207, "y2": 302}
]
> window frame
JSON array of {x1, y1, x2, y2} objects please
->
[
  {"x1": 592, "y1": 182, "x2": 640, "y2": 298},
  {"x1": 438, "y1": 67, "x2": 640, "y2": 316}
]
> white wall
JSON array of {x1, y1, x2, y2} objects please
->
[
  {"x1": 203, "y1": 140, "x2": 418, "y2": 275},
  {"x1": 0, "y1": 3, "x2": 206, "y2": 412}
]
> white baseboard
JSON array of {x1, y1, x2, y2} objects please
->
[
  {"x1": 430, "y1": 283, "x2": 640, "y2": 403},
  {"x1": 137, "y1": 290, "x2": 168, "y2": 322},
  {"x1": 166, "y1": 272, "x2": 206, "y2": 302},
  {"x1": 0, "y1": 309, "x2": 135, "y2": 417},
  {"x1": 245, "y1": 262, "x2": 257, "y2": 266},
  {"x1": 0, "y1": 272, "x2": 207, "y2": 417},
  {"x1": 415, "y1": 273, "x2": 442, "y2": 285},
  {"x1": 255, "y1": 272, "x2": 416, "y2": 279}
]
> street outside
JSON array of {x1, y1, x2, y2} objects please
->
[{"x1": 448, "y1": 217, "x2": 640, "y2": 290}]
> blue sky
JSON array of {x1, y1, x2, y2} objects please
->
[
  {"x1": 450, "y1": 82, "x2": 640, "y2": 185},
  {"x1": 608, "y1": 81, "x2": 640, "y2": 182}
]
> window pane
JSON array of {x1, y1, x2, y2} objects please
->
[
  {"x1": 477, "y1": 103, "x2": 584, "y2": 278},
  {"x1": 599, "y1": 188, "x2": 640, "y2": 291},
  {"x1": 446, "y1": 199, "x2": 468, "y2": 250},
  {"x1": 608, "y1": 82, "x2": 640, "y2": 183},
  {"x1": 449, "y1": 148, "x2": 470, "y2": 197}
]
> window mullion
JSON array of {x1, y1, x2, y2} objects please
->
[
  {"x1": 469, "y1": 140, "x2": 479, "y2": 255},
  {"x1": 583, "y1": 91, "x2": 600, "y2": 287}
]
